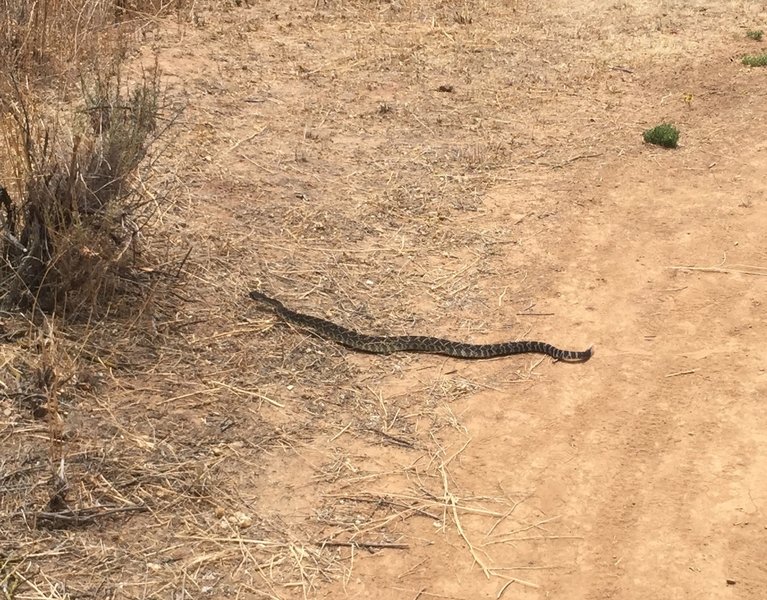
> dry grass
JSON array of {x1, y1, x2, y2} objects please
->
[
  {"x1": 1, "y1": 316, "x2": 550, "y2": 597},
  {"x1": 0, "y1": 63, "x2": 175, "y2": 314},
  {"x1": 0, "y1": 3, "x2": 200, "y2": 598},
  {"x1": 0, "y1": 0, "x2": 188, "y2": 80},
  {"x1": 0, "y1": 0, "x2": 192, "y2": 316},
  {"x1": 0, "y1": 1, "x2": 610, "y2": 598}
]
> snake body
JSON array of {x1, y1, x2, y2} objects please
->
[{"x1": 249, "y1": 290, "x2": 592, "y2": 363}]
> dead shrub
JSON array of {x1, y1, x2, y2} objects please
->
[{"x1": 0, "y1": 62, "x2": 171, "y2": 315}]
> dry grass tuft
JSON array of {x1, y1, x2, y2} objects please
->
[{"x1": 0, "y1": 63, "x2": 174, "y2": 315}]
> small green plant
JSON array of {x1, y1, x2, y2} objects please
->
[
  {"x1": 742, "y1": 52, "x2": 767, "y2": 67},
  {"x1": 746, "y1": 29, "x2": 764, "y2": 41},
  {"x1": 643, "y1": 123, "x2": 680, "y2": 149}
]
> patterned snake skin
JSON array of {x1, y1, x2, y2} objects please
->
[{"x1": 249, "y1": 290, "x2": 592, "y2": 363}]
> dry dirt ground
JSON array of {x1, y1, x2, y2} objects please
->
[{"x1": 4, "y1": 0, "x2": 767, "y2": 599}]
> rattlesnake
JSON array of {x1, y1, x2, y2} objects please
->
[{"x1": 249, "y1": 290, "x2": 592, "y2": 363}]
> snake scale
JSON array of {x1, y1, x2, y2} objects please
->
[{"x1": 249, "y1": 290, "x2": 593, "y2": 363}]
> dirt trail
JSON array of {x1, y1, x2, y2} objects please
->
[
  {"x1": 320, "y1": 145, "x2": 767, "y2": 598},
  {"x1": 315, "y1": 146, "x2": 767, "y2": 598}
]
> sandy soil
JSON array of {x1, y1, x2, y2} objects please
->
[{"x1": 4, "y1": 0, "x2": 767, "y2": 598}]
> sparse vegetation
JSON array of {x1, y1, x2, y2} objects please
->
[
  {"x1": 742, "y1": 52, "x2": 767, "y2": 66},
  {"x1": 454, "y1": 10, "x2": 473, "y2": 25},
  {"x1": 0, "y1": 0, "x2": 189, "y2": 315},
  {"x1": 643, "y1": 123, "x2": 680, "y2": 148},
  {"x1": 746, "y1": 29, "x2": 764, "y2": 41}
]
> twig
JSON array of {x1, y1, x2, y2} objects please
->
[
  {"x1": 388, "y1": 587, "x2": 470, "y2": 600},
  {"x1": 159, "y1": 386, "x2": 223, "y2": 405},
  {"x1": 211, "y1": 381, "x2": 285, "y2": 408},
  {"x1": 178, "y1": 535, "x2": 406, "y2": 550},
  {"x1": 665, "y1": 369, "x2": 698, "y2": 378},
  {"x1": 668, "y1": 265, "x2": 767, "y2": 277},
  {"x1": 496, "y1": 577, "x2": 540, "y2": 597},
  {"x1": 1, "y1": 229, "x2": 27, "y2": 253},
  {"x1": 406, "y1": 108, "x2": 435, "y2": 135},
  {"x1": 328, "y1": 494, "x2": 441, "y2": 520},
  {"x1": 436, "y1": 440, "x2": 493, "y2": 579},
  {"x1": 483, "y1": 493, "x2": 532, "y2": 539},
  {"x1": 550, "y1": 152, "x2": 603, "y2": 169},
  {"x1": 315, "y1": 540, "x2": 409, "y2": 550},
  {"x1": 366, "y1": 427, "x2": 415, "y2": 448},
  {"x1": 497, "y1": 534, "x2": 583, "y2": 541},
  {"x1": 36, "y1": 504, "x2": 148, "y2": 524},
  {"x1": 329, "y1": 421, "x2": 352, "y2": 442},
  {"x1": 448, "y1": 494, "x2": 491, "y2": 577},
  {"x1": 218, "y1": 126, "x2": 268, "y2": 156},
  {"x1": 194, "y1": 327, "x2": 267, "y2": 343},
  {"x1": 173, "y1": 245, "x2": 193, "y2": 279}
]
